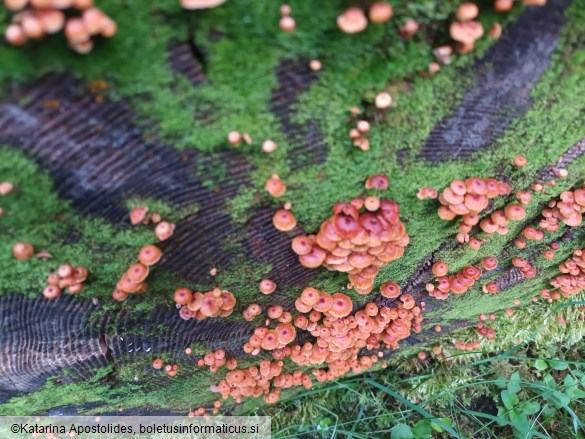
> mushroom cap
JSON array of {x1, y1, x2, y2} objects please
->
[
  {"x1": 450, "y1": 20, "x2": 484, "y2": 44},
  {"x1": 129, "y1": 206, "x2": 149, "y2": 225},
  {"x1": 21, "y1": 14, "x2": 44, "y2": 39},
  {"x1": 291, "y1": 236, "x2": 313, "y2": 256},
  {"x1": 155, "y1": 221, "x2": 175, "y2": 241},
  {"x1": 43, "y1": 285, "x2": 61, "y2": 300},
  {"x1": 380, "y1": 281, "x2": 401, "y2": 298},
  {"x1": 276, "y1": 323, "x2": 296, "y2": 344},
  {"x1": 117, "y1": 274, "x2": 143, "y2": 293},
  {"x1": 127, "y1": 263, "x2": 149, "y2": 283},
  {"x1": 200, "y1": 294, "x2": 221, "y2": 316},
  {"x1": 181, "y1": 0, "x2": 226, "y2": 9},
  {"x1": 300, "y1": 287, "x2": 321, "y2": 306},
  {"x1": 432, "y1": 261, "x2": 448, "y2": 277},
  {"x1": 65, "y1": 17, "x2": 89, "y2": 44},
  {"x1": 279, "y1": 16, "x2": 296, "y2": 32},
  {"x1": 100, "y1": 16, "x2": 117, "y2": 37},
  {"x1": 265, "y1": 175, "x2": 286, "y2": 197},
  {"x1": 369, "y1": 2, "x2": 393, "y2": 24},
  {"x1": 259, "y1": 279, "x2": 276, "y2": 294},
  {"x1": 273, "y1": 209, "x2": 296, "y2": 231},
  {"x1": 187, "y1": 292, "x2": 204, "y2": 311},
  {"x1": 38, "y1": 9, "x2": 65, "y2": 34},
  {"x1": 299, "y1": 246, "x2": 326, "y2": 268},
  {"x1": 4, "y1": 0, "x2": 28, "y2": 11},
  {"x1": 12, "y1": 242, "x2": 34, "y2": 260},
  {"x1": 174, "y1": 288, "x2": 193, "y2": 305},
  {"x1": 112, "y1": 288, "x2": 128, "y2": 301},
  {"x1": 313, "y1": 292, "x2": 333, "y2": 313},
  {"x1": 329, "y1": 293, "x2": 353, "y2": 318},
  {"x1": 261, "y1": 330, "x2": 279, "y2": 350},
  {"x1": 456, "y1": 3, "x2": 479, "y2": 21},
  {"x1": 138, "y1": 245, "x2": 162, "y2": 266},
  {"x1": 374, "y1": 92, "x2": 393, "y2": 110},
  {"x1": 219, "y1": 291, "x2": 236, "y2": 310},
  {"x1": 337, "y1": 7, "x2": 368, "y2": 34},
  {"x1": 5, "y1": 24, "x2": 27, "y2": 46},
  {"x1": 504, "y1": 204, "x2": 526, "y2": 221}
]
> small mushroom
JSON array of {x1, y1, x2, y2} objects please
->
[{"x1": 337, "y1": 7, "x2": 368, "y2": 34}]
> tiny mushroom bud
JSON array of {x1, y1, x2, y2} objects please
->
[
  {"x1": 432, "y1": 261, "x2": 448, "y2": 277},
  {"x1": 365, "y1": 174, "x2": 389, "y2": 190},
  {"x1": 43, "y1": 285, "x2": 61, "y2": 300},
  {"x1": 155, "y1": 221, "x2": 175, "y2": 241},
  {"x1": 265, "y1": 174, "x2": 286, "y2": 197},
  {"x1": 129, "y1": 206, "x2": 149, "y2": 225},
  {"x1": 227, "y1": 131, "x2": 242, "y2": 146},
  {"x1": 262, "y1": 139, "x2": 277, "y2": 153},
  {"x1": 259, "y1": 279, "x2": 276, "y2": 295},
  {"x1": 433, "y1": 45, "x2": 453, "y2": 64},
  {"x1": 489, "y1": 23, "x2": 502, "y2": 39},
  {"x1": 400, "y1": 19, "x2": 419, "y2": 39},
  {"x1": 364, "y1": 196, "x2": 380, "y2": 212},
  {"x1": 68, "y1": 283, "x2": 84, "y2": 294},
  {"x1": 13, "y1": 242, "x2": 34, "y2": 260},
  {"x1": 0, "y1": 181, "x2": 14, "y2": 195},
  {"x1": 513, "y1": 156, "x2": 527, "y2": 167},
  {"x1": 337, "y1": 7, "x2": 368, "y2": 34},
  {"x1": 5, "y1": 24, "x2": 27, "y2": 46},
  {"x1": 309, "y1": 60, "x2": 322, "y2": 71},
  {"x1": 112, "y1": 288, "x2": 128, "y2": 301},
  {"x1": 374, "y1": 92, "x2": 392, "y2": 110},
  {"x1": 368, "y1": 2, "x2": 393, "y2": 24},
  {"x1": 356, "y1": 120, "x2": 370, "y2": 133},
  {"x1": 272, "y1": 209, "x2": 296, "y2": 231},
  {"x1": 456, "y1": 3, "x2": 479, "y2": 21},
  {"x1": 280, "y1": 4, "x2": 291, "y2": 15},
  {"x1": 279, "y1": 16, "x2": 296, "y2": 32}
]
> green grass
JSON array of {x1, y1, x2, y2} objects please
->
[{"x1": 262, "y1": 299, "x2": 585, "y2": 439}]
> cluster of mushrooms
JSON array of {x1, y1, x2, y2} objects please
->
[
  {"x1": 197, "y1": 349, "x2": 237, "y2": 374},
  {"x1": 129, "y1": 206, "x2": 176, "y2": 242},
  {"x1": 42, "y1": 263, "x2": 88, "y2": 299},
  {"x1": 291, "y1": 195, "x2": 409, "y2": 295},
  {"x1": 174, "y1": 287, "x2": 236, "y2": 321},
  {"x1": 212, "y1": 360, "x2": 314, "y2": 405},
  {"x1": 541, "y1": 187, "x2": 585, "y2": 228},
  {"x1": 203, "y1": 283, "x2": 423, "y2": 405},
  {"x1": 112, "y1": 245, "x2": 161, "y2": 301},
  {"x1": 427, "y1": 262, "x2": 483, "y2": 300},
  {"x1": 3, "y1": 0, "x2": 116, "y2": 54},
  {"x1": 550, "y1": 250, "x2": 585, "y2": 298}
]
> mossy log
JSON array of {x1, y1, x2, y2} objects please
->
[{"x1": 0, "y1": 0, "x2": 585, "y2": 415}]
